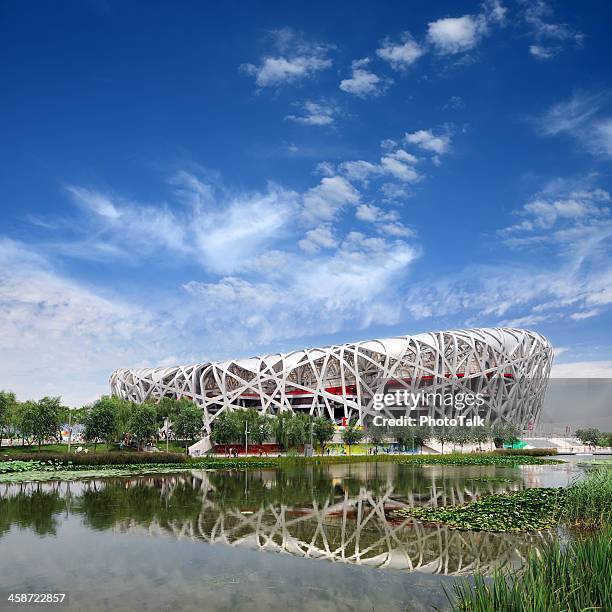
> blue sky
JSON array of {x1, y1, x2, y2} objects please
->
[{"x1": 1, "y1": 0, "x2": 612, "y2": 405}]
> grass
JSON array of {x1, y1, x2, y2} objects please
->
[
  {"x1": 563, "y1": 465, "x2": 612, "y2": 529},
  {"x1": 449, "y1": 527, "x2": 612, "y2": 611},
  {"x1": 393, "y1": 487, "x2": 566, "y2": 532}
]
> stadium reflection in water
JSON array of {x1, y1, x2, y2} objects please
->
[{"x1": 0, "y1": 463, "x2": 560, "y2": 577}]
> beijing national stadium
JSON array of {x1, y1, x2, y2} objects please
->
[{"x1": 110, "y1": 327, "x2": 552, "y2": 447}]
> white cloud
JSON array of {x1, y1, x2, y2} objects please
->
[
  {"x1": 356, "y1": 203, "x2": 398, "y2": 223},
  {"x1": 340, "y1": 147, "x2": 421, "y2": 186},
  {"x1": 356, "y1": 204, "x2": 413, "y2": 238},
  {"x1": 285, "y1": 100, "x2": 338, "y2": 126},
  {"x1": 298, "y1": 224, "x2": 336, "y2": 253},
  {"x1": 66, "y1": 178, "x2": 300, "y2": 274},
  {"x1": 593, "y1": 118, "x2": 612, "y2": 157},
  {"x1": 381, "y1": 183, "x2": 412, "y2": 202},
  {"x1": 406, "y1": 183, "x2": 612, "y2": 327},
  {"x1": 569, "y1": 309, "x2": 600, "y2": 321},
  {"x1": 405, "y1": 129, "x2": 451, "y2": 155},
  {"x1": 538, "y1": 92, "x2": 604, "y2": 136},
  {"x1": 427, "y1": 15, "x2": 486, "y2": 55},
  {"x1": 241, "y1": 28, "x2": 332, "y2": 87},
  {"x1": 426, "y1": 1, "x2": 506, "y2": 55},
  {"x1": 376, "y1": 33, "x2": 424, "y2": 70},
  {"x1": 380, "y1": 150, "x2": 421, "y2": 182},
  {"x1": 536, "y1": 92, "x2": 612, "y2": 159},
  {"x1": 523, "y1": 0, "x2": 583, "y2": 51},
  {"x1": 183, "y1": 233, "x2": 418, "y2": 346},
  {"x1": 302, "y1": 176, "x2": 361, "y2": 224},
  {"x1": 339, "y1": 58, "x2": 391, "y2": 98},
  {"x1": 529, "y1": 44, "x2": 558, "y2": 59},
  {"x1": 0, "y1": 239, "x2": 176, "y2": 406}
]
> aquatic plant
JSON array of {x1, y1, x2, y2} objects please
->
[
  {"x1": 393, "y1": 488, "x2": 566, "y2": 533},
  {"x1": 449, "y1": 527, "x2": 612, "y2": 611}
]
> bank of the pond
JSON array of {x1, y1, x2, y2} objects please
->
[{"x1": 0, "y1": 451, "x2": 563, "y2": 481}]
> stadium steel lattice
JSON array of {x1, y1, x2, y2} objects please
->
[{"x1": 110, "y1": 327, "x2": 553, "y2": 434}]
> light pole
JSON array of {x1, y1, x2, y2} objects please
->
[{"x1": 244, "y1": 420, "x2": 250, "y2": 456}]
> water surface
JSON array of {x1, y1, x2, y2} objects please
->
[{"x1": 0, "y1": 461, "x2": 581, "y2": 612}]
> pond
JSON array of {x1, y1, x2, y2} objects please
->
[{"x1": 0, "y1": 460, "x2": 587, "y2": 612}]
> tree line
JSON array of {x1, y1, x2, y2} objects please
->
[
  {"x1": 3, "y1": 388, "x2": 609, "y2": 455},
  {"x1": 0, "y1": 391, "x2": 202, "y2": 451}
]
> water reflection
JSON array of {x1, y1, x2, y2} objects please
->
[{"x1": 0, "y1": 464, "x2": 557, "y2": 577}]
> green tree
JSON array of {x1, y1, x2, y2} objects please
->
[
  {"x1": 0, "y1": 391, "x2": 17, "y2": 448},
  {"x1": 412, "y1": 425, "x2": 432, "y2": 454},
  {"x1": 129, "y1": 403, "x2": 158, "y2": 449},
  {"x1": 113, "y1": 397, "x2": 134, "y2": 444},
  {"x1": 471, "y1": 424, "x2": 491, "y2": 451},
  {"x1": 367, "y1": 424, "x2": 386, "y2": 451},
  {"x1": 286, "y1": 412, "x2": 309, "y2": 448},
  {"x1": 450, "y1": 425, "x2": 472, "y2": 453},
  {"x1": 273, "y1": 411, "x2": 293, "y2": 451},
  {"x1": 312, "y1": 416, "x2": 335, "y2": 454},
  {"x1": 172, "y1": 403, "x2": 203, "y2": 452},
  {"x1": 433, "y1": 425, "x2": 452, "y2": 455},
  {"x1": 83, "y1": 398, "x2": 118, "y2": 450},
  {"x1": 249, "y1": 412, "x2": 272, "y2": 446},
  {"x1": 575, "y1": 427, "x2": 602, "y2": 449},
  {"x1": 395, "y1": 425, "x2": 416, "y2": 452},
  {"x1": 341, "y1": 419, "x2": 364, "y2": 455},
  {"x1": 492, "y1": 422, "x2": 521, "y2": 448},
  {"x1": 210, "y1": 411, "x2": 241, "y2": 446},
  {"x1": 19, "y1": 397, "x2": 63, "y2": 450}
]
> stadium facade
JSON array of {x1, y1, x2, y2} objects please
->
[{"x1": 110, "y1": 327, "x2": 553, "y2": 433}]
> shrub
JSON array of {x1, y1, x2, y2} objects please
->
[
  {"x1": 0, "y1": 451, "x2": 188, "y2": 466},
  {"x1": 494, "y1": 448, "x2": 557, "y2": 456}
]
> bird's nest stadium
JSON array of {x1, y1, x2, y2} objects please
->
[{"x1": 110, "y1": 327, "x2": 552, "y2": 435}]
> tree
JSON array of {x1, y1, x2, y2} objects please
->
[
  {"x1": 250, "y1": 412, "x2": 272, "y2": 446},
  {"x1": 312, "y1": 416, "x2": 335, "y2": 455},
  {"x1": 575, "y1": 427, "x2": 602, "y2": 449},
  {"x1": 395, "y1": 425, "x2": 416, "y2": 452},
  {"x1": 273, "y1": 411, "x2": 293, "y2": 451},
  {"x1": 0, "y1": 391, "x2": 16, "y2": 448},
  {"x1": 341, "y1": 419, "x2": 364, "y2": 455},
  {"x1": 19, "y1": 397, "x2": 63, "y2": 450},
  {"x1": 210, "y1": 411, "x2": 241, "y2": 446},
  {"x1": 172, "y1": 403, "x2": 203, "y2": 452},
  {"x1": 492, "y1": 422, "x2": 521, "y2": 448},
  {"x1": 412, "y1": 425, "x2": 432, "y2": 454},
  {"x1": 286, "y1": 412, "x2": 308, "y2": 448},
  {"x1": 113, "y1": 397, "x2": 134, "y2": 444},
  {"x1": 367, "y1": 424, "x2": 386, "y2": 452},
  {"x1": 433, "y1": 425, "x2": 453, "y2": 455},
  {"x1": 129, "y1": 403, "x2": 158, "y2": 449},
  {"x1": 471, "y1": 425, "x2": 491, "y2": 451},
  {"x1": 451, "y1": 426, "x2": 472, "y2": 453},
  {"x1": 83, "y1": 398, "x2": 118, "y2": 450}
]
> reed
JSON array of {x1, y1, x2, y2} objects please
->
[
  {"x1": 560, "y1": 465, "x2": 612, "y2": 528},
  {"x1": 449, "y1": 527, "x2": 612, "y2": 611}
]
